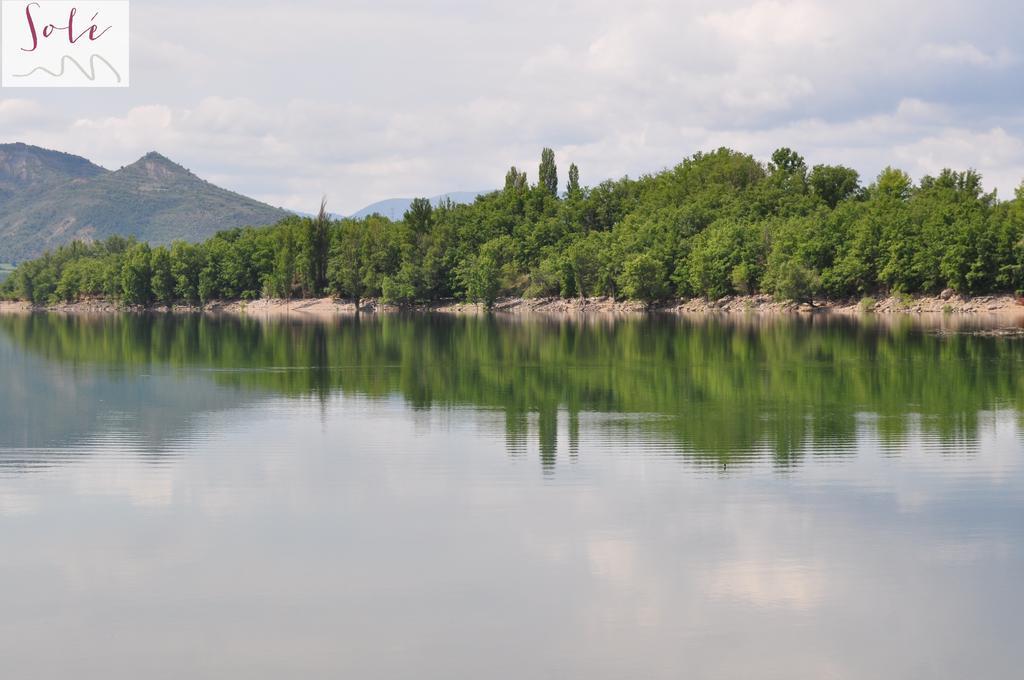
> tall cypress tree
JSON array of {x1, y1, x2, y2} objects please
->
[
  {"x1": 303, "y1": 198, "x2": 330, "y2": 296},
  {"x1": 567, "y1": 163, "x2": 581, "y2": 198},
  {"x1": 504, "y1": 166, "x2": 528, "y2": 193},
  {"x1": 539, "y1": 148, "x2": 558, "y2": 197}
]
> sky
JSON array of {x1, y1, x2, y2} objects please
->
[{"x1": 1, "y1": 0, "x2": 1023, "y2": 214}]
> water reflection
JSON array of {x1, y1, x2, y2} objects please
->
[
  {"x1": 1, "y1": 312, "x2": 1022, "y2": 472},
  {"x1": 1, "y1": 312, "x2": 1023, "y2": 679}
]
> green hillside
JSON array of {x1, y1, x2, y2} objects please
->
[{"x1": 0, "y1": 145, "x2": 290, "y2": 263}]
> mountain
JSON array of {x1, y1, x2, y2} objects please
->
[
  {"x1": 0, "y1": 144, "x2": 291, "y2": 263},
  {"x1": 349, "y1": 190, "x2": 489, "y2": 220},
  {"x1": 0, "y1": 143, "x2": 106, "y2": 203}
]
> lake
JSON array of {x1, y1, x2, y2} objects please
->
[{"x1": 1, "y1": 312, "x2": 1022, "y2": 679}]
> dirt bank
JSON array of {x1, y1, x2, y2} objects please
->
[{"x1": 3, "y1": 293, "x2": 1023, "y2": 318}]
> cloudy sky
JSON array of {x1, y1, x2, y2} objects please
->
[{"x1": 2, "y1": 0, "x2": 1023, "y2": 213}]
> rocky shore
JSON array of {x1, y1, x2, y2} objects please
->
[{"x1": 3, "y1": 292, "x2": 1024, "y2": 318}]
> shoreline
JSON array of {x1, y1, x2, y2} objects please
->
[{"x1": 3, "y1": 293, "x2": 1024, "y2": 318}]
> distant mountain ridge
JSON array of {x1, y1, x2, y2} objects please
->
[
  {"x1": 349, "y1": 191, "x2": 489, "y2": 220},
  {"x1": 0, "y1": 144, "x2": 291, "y2": 263}
]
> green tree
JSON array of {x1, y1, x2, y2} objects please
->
[
  {"x1": 328, "y1": 219, "x2": 366, "y2": 304},
  {"x1": 687, "y1": 220, "x2": 765, "y2": 299},
  {"x1": 504, "y1": 166, "x2": 528, "y2": 193},
  {"x1": 54, "y1": 259, "x2": 91, "y2": 302},
  {"x1": 265, "y1": 221, "x2": 299, "y2": 299},
  {"x1": 539, "y1": 148, "x2": 558, "y2": 198},
  {"x1": 404, "y1": 198, "x2": 434, "y2": 235},
  {"x1": 299, "y1": 199, "x2": 331, "y2": 296},
  {"x1": 121, "y1": 243, "x2": 153, "y2": 305},
  {"x1": 458, "y1": 237, "x2": 513, "y2": 308},
  {"x1": 809, "y1": 165, "x2": 860, "y2": 208},
  {"x1": 875, "y1": 167, "x2": 912, "y2": 200},
  {"x1": 566, "y1": 163, "x2": 581, "y2": 199},
  {"x1": 170, "y1": 241, "x2": 204, "y2": 303},
  {"x1": 359, "y1": 215, "x2": 402, "y2": 297},
  {"x1": 382, "y1": 262, "x2": 420, "y2": 304},
  {"x1": 771, "y1": 147, "x2": 807, "y2": 175},
  {"x1": 619, "y1": 253, "x2": 667, "y2": 307},
  {"x1": 150, "y1": 246, "x2": 175, "y2": 304},
  {"x1": 565, "y1": 234, "x2": 609, "y2": 299}
]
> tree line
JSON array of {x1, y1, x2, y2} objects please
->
[{"x1": 3, "y1": 147, "x2": 1024, "y2": 306}]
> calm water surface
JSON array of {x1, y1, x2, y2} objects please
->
[{"x1": 1, "y1": 312, "x2": 1022, "y2": 679}]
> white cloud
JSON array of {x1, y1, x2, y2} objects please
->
[
  {"x1": 701, "y1": 0, "x2": 836, "y2": 50},
  {"x1": 0, "y1": 99, "x2": 46, "y2": 126},
  {"x1": 2, "y1": 0, "x2": 1023, "y2": 212},
  {"x1": 919, "y1": 42, "x2": 1015, "y2": 67},
  {"x1": 894, "y1": 127, "x2": 1024, "y2": 194}
]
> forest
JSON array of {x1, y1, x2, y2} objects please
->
[{"x1": 3, "y1": 147, "x2": 1024, "y2": 307}]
